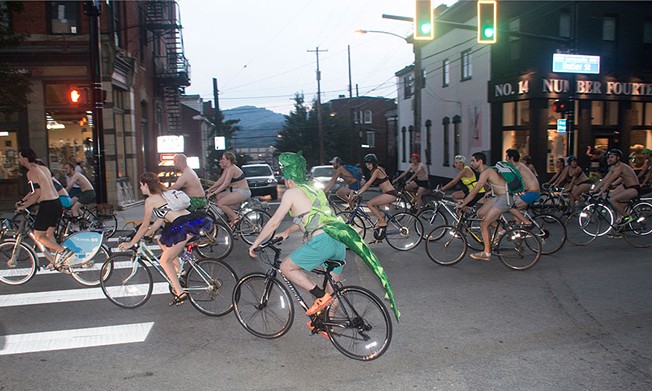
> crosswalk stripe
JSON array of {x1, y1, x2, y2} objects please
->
[
  {"x1": 0, "y1": 322, "x2": 155, "y2": 355},
  {"x1": 0, "y1": 283, "x2": 170, "y2": 308}
]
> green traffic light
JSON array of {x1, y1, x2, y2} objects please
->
[
  {"x1": 420, "y1": 23, "x2": 432, "y2": 35},
  {"x1": 483, "y1": 27, "x2": 494, "y2": 39}
]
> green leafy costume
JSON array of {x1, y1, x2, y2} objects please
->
[{"x1": 279, "y1": 152, "x2": 400, "y2": 320}]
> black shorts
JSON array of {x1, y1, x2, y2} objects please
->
[
  {"x1": 415, "y1": 179, "x2": 429, "y2": 189},
  {"x1": 34, "y1": 198, "x2": 63, "y2": 231},
  {"x1": 466, "y1": 192, "x2": 486, "y2": 207}
]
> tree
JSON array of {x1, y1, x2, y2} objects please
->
[
  {"x1": 0, "y1": 2, "x2": 31, "y2": 113},
  {"x1": 205, "y1": 105, "x2": 241, "y2": 179}
]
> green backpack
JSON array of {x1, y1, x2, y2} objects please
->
[{"x1": 493, "y1": 161, "x2": 524, "y2": 194}]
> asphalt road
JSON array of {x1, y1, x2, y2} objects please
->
[{"x1": 0, "y1": 197, "x2": 651, "y2": 390}]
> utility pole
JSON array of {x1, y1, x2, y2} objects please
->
[
  {"x1": 413, "y1": 39, "x2": 423, "y2": 156},
  {"x1": 308, "y1": 47, "x2": 327, "y2": 164},
  {"x1": 83, "y1": 0, "x2": 106, "y2": 203},
  {"x1": 347, "y1": 45, "x2": 353, "y2": 98}
]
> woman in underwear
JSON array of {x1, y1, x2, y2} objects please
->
[
  {"x1": 206, "y1": 151, "x2": 252, "y2": 227},
  {"x1": 118, "y1": 172, "x2": 212, "y2": 306},
  {"x1": 563, "y1": 156, "x2": 593, "y2": 208},
  {"x1": 355, "y1": 154, "x2": 398, "y2": 234}
]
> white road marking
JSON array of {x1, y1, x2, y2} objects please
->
[
  {"x1": 0, "y1": 322, "x2": 155, "y2": 355},
  {"x1": 0, "y1": 283, "x2": 169, "y2": 308}
]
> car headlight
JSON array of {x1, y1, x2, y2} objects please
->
[
  {"x1": 313, "y1": 181, "x2": 325, "y2": 189},
  {"x1": 267, "y1": 178, "x2": 276, "y2": 184}
]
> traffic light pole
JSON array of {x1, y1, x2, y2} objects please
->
[
  {"x1": 84, "y1": 1, "x2": 107, "y2": 204},
  {"x1": 413, "y1": 39, "x2": 424, "y2": 155}
]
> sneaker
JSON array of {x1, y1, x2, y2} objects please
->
[
  {"x1": 306, "y1": 292, "x2": 333, "y2": 315},
  {"x1": 55, "y1": 248, "x2": 75, "y2": 266},
  {"x1": 306, "y1": 321, "x2": 328, "y2": 339},
  {"x1": 616, "y1": 215, "x2": 633, "y2": 226},
  {"x1": 470, "y1": 252, "x2": 491, "y2": 261}
]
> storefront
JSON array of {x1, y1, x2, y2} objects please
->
[{"x1": 489, "y1": 74, "x2": 652, "y2": 179}]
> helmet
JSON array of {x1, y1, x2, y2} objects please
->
[
  {"x1": 642, "y1": 148, "x2": 652, "y2": 155},
  {"x1": 363, "y1": 153, "x2": 378, "y2": 163},
  {"x1": 607, "y1": 149, "x2": 623, "y2": 159},
  {"x1": 410, "y1": 153, "x2": 420, "y2": 159},
  {"x1": 567, "y1": 155, "x2": 577, "y2": 163}
]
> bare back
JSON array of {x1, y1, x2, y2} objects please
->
[
  {"x1": 28, "y1": 165, "x2": 59, "y2": 201},
  {"x1": 514, "y1": 162, "x2": 540, "y2": 192},
  {"x1": 174, "y1": 167, "x2": 205, "y2": 197}
]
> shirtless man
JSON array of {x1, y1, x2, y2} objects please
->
[
  {"x1": 458, "y1": 152, "x2": 510, "y2": 262},
  {"x1": 64, "y1": 162, "x2": 96, "y2": 217},
  {"x1": 323, "y1": 157, "x2": 362, "y2": 205},
  {"x1": 15, "y1": 148, "x2": 72, "y2": 267},
  {"x1": 592, "y1": 149, "x2": 641, "y2": 224},
  {"x1": 169, "y1": 154, "x2": 206, "y2": 212},
  {"x1": 393, "y1": 153, "x2": 430, "y2": 210},
  {"x1": 505, "y1": 149, "x2": 540, "y2": 225}
]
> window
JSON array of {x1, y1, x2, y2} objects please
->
[
  {"x1": 403, "y1": 76, "x2": 414, "y2": 99},
  {"x1": 113, "y1": 88, "x2": 128, "y2": 178},
  {"x1": 0, "y1": 2, "x2": 10, "y2": 30},
  {"x1": 602, "y1": 16, "x2": 616, "y2": 41},
  {"x1": 442, "y1": 117, "x2": 450, "y2": 166},
  {"x1": 366, "y1": 131, "x2": 375, "y2": 148},
  {"x1": 401, "y1": 126, "x2": 407, "y2": 162},
  {"x1": 461, "y1": 50, "x2": 472, "y2": 81},
  {"x1": 442, "y1": 59, "x2": 450, "y2": 87},
  {"x1": 49, "y1": 1, "x2": 80, "y2": 34},
  {"x1": 425, "y1": 119, "x2": 432, "y2": 165},
  {"x1": 453, "y1": 115, "x2": 461, "y2": 158},
  {"x1": 363, "y1": 110, "x2": 372, "y2": 124},
  {"x1": 644, "y1": 21, "x2": 652, "y2": 44},
  {"x1": 559, "y1": 11, "x2": 571, "y2": 38},
  {"x1": 109, "y1": 1, "x2": 122, "y2": 47}
]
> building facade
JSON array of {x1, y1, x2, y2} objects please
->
[{"x1": 0, "y1": 0, "x2": 189, "y2": 209}]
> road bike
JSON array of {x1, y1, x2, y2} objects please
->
[
  {"x1": 337, "y1": 195, "x2": 423, "y2": 251},
  {"x1": 232, "y1": 237, "x2": 392, "y2": 361},
  {"x1": 76, "y1": 203, "x2": 119, "y2": 238},
  {"x1": 0, "y1": 209, "x2": 111, "y2": 286},
  {"x1": 101, "y1": 235, "x2": 237, "y2": 316},
  {"x1": 565, "y1": 192, "x2": 652, "y2": 248}
]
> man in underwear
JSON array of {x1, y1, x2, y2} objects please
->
[
  {"x1": 458, "y1": 152, "x2": 511, "y2": 262},
  {"x1": 169, "y1": 154, "x2": 206, "y2": 212},
  {"x1": 592, "y1": 149, "x2": 642, "y2": 224},
  {"x1": 323, "y1": 157, "x2": 362, "y2": 206},
  {"x1": 393, "y1": 153, "x2": 430, "y2": 210},
  {"x1": 64, "y1": 162, "x2": 96, "y2": 217},
  {"x1": 505, "y1": 149, "x2": 540, "y2": 226},
  {"x1": 15, "y1": 148, "x2": 73, "y2": 267}
]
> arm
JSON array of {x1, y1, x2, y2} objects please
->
[
  {"x1": 169, "y1": 173, "x2": 187, "y2": 191},
  {"x1": 16, "y1": 173, "x2": 41, "y2": 210},
  {"x1": 392, "y1": 165, "x2": 412, "y2": 183},
  {"x1": 441, "y1": 168, "x2": 467, "y2": 192},
  {"x1": 323, "y1": 168, "x2": 341, "y2": 192},
  {"x1": 459, "y1": 171, "x2": 489, "y2": 208},
  {"x1": 552, "y1": 167, "x2": 569, "y2": 187},
  {"x1": 248, "y1": 190, "x2": 295, "y2": 255},
  {"x1": 594, "y1": 166, "x2": 617, "y2": 193},
  {"x1": 207, "y1": 170, "x2": 231, "y2": 194},
  {"x1": 65, "y1": 174, "x2": 78, "y2": 192},
  {"x1": 119, "y1": 199, "x2": 156, "y2": 248},
  {"x1": 357, "y1": 169, "x2": 379, "y2": 196}
]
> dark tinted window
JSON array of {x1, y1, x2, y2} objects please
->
[{"x1": 242, "y1": 165, "x2": 273, "y2": 177}]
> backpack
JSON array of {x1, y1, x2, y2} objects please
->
[
  {"x1": 493, "y1": 161, "x2": 524, "y2": 194},
  {"x1": 162, "y1": 190, "x2": 191, "y2": 211},
  {"x1": 343, "y1": 164, "x2": 363, "y2": 181}
]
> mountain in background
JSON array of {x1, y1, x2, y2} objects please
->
[{"x1": 224, "y1": 106, "x2": 285, "y2": 149}]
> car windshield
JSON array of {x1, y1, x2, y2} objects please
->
[
  {"x1": 242, "y1": 165, "x2": 273, "y2": 177},
  {"x1": 312, "y1": 167, "x2": 334, "y2": 177}
]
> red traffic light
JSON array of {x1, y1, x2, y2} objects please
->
[
  {"x1": 68, "y1": 86, "x2": 89, "y2": 105},
  {"x1": 70, "y1": 88, "x2": 81, "y2": 103},
  {"x1": 553, "y1": 99, "x2": 571, "y2": 113}
]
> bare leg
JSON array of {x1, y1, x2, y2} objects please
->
[
  {"x1": 367, "y1": 194, "x2": 395, "y2": 226},
  {"x1": 280, "y1": 256, "x2": 315, "y2": 292},
  {"x1": 159, "y1": 239, "x2": 188, "y2": 297}
]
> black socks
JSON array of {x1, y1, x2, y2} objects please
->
[{"x1": 310, "y1": 286, "x2": 325, "y2": 298}]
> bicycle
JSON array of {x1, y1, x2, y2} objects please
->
[
  {"x1": 337, "y1": 195, "x2": 423, "y2": 251},
  {"x1": 392, "y1": 179, "x2": 436, "y2": 214},
  {"x1": 232, "y1": 237, "x2": 392, "y2": 361},
  {"x1": 100, "y1": 235, "x2": 237, "y2": 316},
  {"x1": 425, "y1": 206, "x2": 543, "y2": 271},
  {"x1": 76, "y1": 203, "x2": 119, "y2": 238},
  {"x1": 565, "y1": 192, "x2": 652, "y2": 248},
  {"x1": 0, "y1": 209, "x2": 111, "y2": 286}
]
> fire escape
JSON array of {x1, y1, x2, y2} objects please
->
[{"x1": 146, "y1": 0, "x2": 190, "y2": 134}]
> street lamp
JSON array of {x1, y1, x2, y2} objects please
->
[{"x1": 354, "y1": 29, "x2": 409, "y2": 43}]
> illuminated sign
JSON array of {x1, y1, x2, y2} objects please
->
[
  {"x1": 187, "y1": 156, "x2": 200, "y2": 169},
  {"x1": 157, "y1": 135, "x2": 184, "y2": 153},
  {"x1": 553, "y1": 53, "x2": 600, "y2": 75},
  {"x1": 214, "y1": 136, "x2": 226, "y2": 150},
  {"x1": 557, "y1": 119, "x2": 567, "y2": 133}
]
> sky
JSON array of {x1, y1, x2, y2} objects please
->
[{"x1": 178, "y1": 0, "x2": 458, "y2": 115}]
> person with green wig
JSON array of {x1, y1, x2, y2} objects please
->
[{"x1": 249, "y1": 152, "x2": 400, "y2": 323}]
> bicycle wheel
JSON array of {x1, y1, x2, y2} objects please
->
[
  {"x1": 89, "y1": 213, "x2": 118, "y2": 238},
  {"x1": 186, "y1": 258, "x2": 237, "y2": 316},
  {"x1": 531, "y1": 214, "x2": 567, "y2": 255},
  {"x1": 587, "y1": 204, "x2": 614, "y2": 236},
  {"x1": 384, "y1": 212, "x2": 423, "y2": 251},
  {"x1": 623, "y1": 202, "x2": 652, "y2": 248},
  {"x1": 463, "y1": 217, "x2": 485, "y2": 251},
  {"x1": 325, "y1": 285, "x2": 392, "y2": 361},
  {"x1": 565, "y1": 209, "x2": 600, "y2": 246},
  {"x1": 391, "y1": 193, "x2": 411, "y2": 214},
  {"x1": 496, "y1": 228, "x2": 542, "y2": 270},
  {"x1": 68, "y1": 245, "x2": 112, "y2": 286},
  {"x1": 239, "y1": 210, "x2": 272, "y2": 245},
  {"x1": 424, "y1": 225, "x2": 467, "y2": 266},
  {"x1": 0, "y1": 241, "x2": 37, "y2": 285},
  {"x1": 232, "y1": 273, "x2": 294, "y2": 339},
  {"x1": 196, "y1": 221, "x2": 234, "y2": 259},
  {"x1": 336, "y1": 211, "x2": 367, "y2": 239},
  {"x1": 100, "y1": 255, "x2": 153, "y2": 309},
  {"x1": 416, "y1": 208, "x2": 448, "y2": 239}
]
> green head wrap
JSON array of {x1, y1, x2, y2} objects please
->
[
  {"x1": 642, "y1": 148, "x2": 652, "y2": 155},
  {"x1": 279, "y1": 152, "x2": 308, "y2": 184}
]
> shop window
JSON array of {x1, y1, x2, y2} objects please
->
[
  {"x1": 630, "y1": 130, "x2": 652, "y2": 169},
  {"x1": 645, "y1": 103, "x2": 652, "y2": 126},
  {"x1": 503, "y1": 102, "x2": 515, "y2": 126},
  {"x1": 632, "y1": 102, "x2": 644, "y2": 126},
  {"x1": 442, "y1": 59, "x2": 449, "y2": 87},
  {"x1": 517, "y1": 101, "x2": 530, "y2": 125},
  {"x1": 503, "y1": 130, "x2": 530, "y2": 163},
  {"x1": 442, "y1": 117, "x2": 450, "y2": 166},
  {"x1": 48, "y1": 1, "x2": 80, "y2": 34},
  {"x1": 461, "y1": 50, "x2": 472, "y2": 81},
  {"x1": 0, "y1": 131, "x2": 20, "y2": 180},
  {"x1": 545, "y1": 128, "x2": 567, "y2": 173},
  {"x1": 559, "y1": 11, "x2": 571, "y2": 38},
  {"x1": 605, "y1": 101, "x2": 618, "y2": 125},
  {"x1": 591, "y1": 101, "x2": 604, "y2": 125},
  {"x1": 602, "y1": 16, "x2": 616, "y2": 41}
]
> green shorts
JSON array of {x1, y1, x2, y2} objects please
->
[
  {"x1": 188, "y1": 196, "x2": 207, "y2": 212},
  {"x1": 289, "y1": 233, "x2": 346, "y2": 274}
]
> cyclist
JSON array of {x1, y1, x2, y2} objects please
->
[
  {"x1": 558, "y1": 156, "x2": 593, "y2": 209},
  {"x1": 458, "y1": 152, "x2": 511, "y2": 262},
  {"x1": 640, "y1": 149, "x2": 652, "y2": 195},
  {"x1": 545, "y1": 156, "x2": 568, "y2": 190},
  {"x1": 591, "y1": 149, "x2": 642, "y2": 225},
  {"x1": 169, "y1": 154, "x2": 206, "y2": 212},
  {"x1": 323, "y1": 157, "x2": 362, "y2": 205},
  {"x1": 440, "y1": 155, "x2": 486, "y2": 205},
  {"x1": 356, "y1": 153, "x2": 398, "y2": 237},
  {"x1": 205, "y1": 152, "x2": 251, "y2": 227},
  {"x1": 392, "y1": 153, "x2": 430, "y2": 210},
  {"x1": 505, "y1": 149, "x2": 540, "y2": 225},
  {"x1": 118, "y1": 172, "x2": 213, "y2": 306},
  {"x1": 35, "y1": 159, "x2": 73, "y2": 209},
  {"x1": 523, "y1": 155, "x2": 539, "y2": 181},
  {"x1": 15, "y1": 148, "x2": 73, "y2": 268},
  {"x1": 63, "y1": 162, "x2": 96, "y2": 218}
]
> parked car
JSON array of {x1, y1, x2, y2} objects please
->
[
  {"x1": 242, "y1": 163, "x2": 278, "y2": 200},
  {"x1": 308, "y1": 165, "x2": 343, "y2": 191}
]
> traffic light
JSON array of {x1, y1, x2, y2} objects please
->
[
  {"x1": 477, "y1": 0, "x2": 497, "y2": 44},
  {"x1": 553, "y1": 99, "x2": 572, "y2": 114},
  {"x1": 68, "y1": 86, "x2": 88, "y2": 105},
  {"x1": 414, "y1": 0, "x2": 434, "y2": 40}
]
